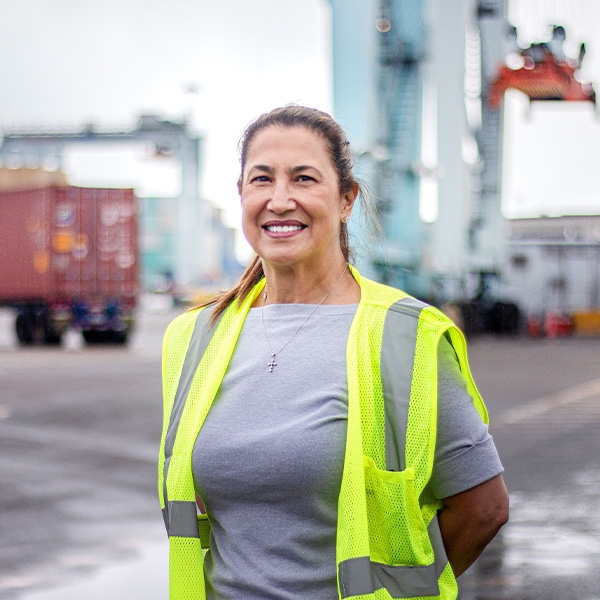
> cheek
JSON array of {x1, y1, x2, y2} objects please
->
[
  {"x1": 241, "y1": 187, "x2": 267, "y2": 219},
  {"x1": 241, "y1": 196, "x2": 257, "y2": 222},
  {"x1": 240, "y1": 218, "x2": 256, "y2": 249},
  {"x1": 240, "y1": 199, "x2": 258, "y2": 241}
]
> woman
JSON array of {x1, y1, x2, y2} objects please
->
[{"x1": 158, "y1": 105, "x2": 509, "y2": 600}]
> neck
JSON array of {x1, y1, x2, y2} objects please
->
[{"x1": 259, "y1": 259, "x2": 358, "y2": 306}]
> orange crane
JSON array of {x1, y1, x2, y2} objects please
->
[{"x1": 487, "y1": 25, "x2": 595, "y2": 109}]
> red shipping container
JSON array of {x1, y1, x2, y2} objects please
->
[
  {"x1": 0, "y1": 186, "x2": 138, "y2": 302},
  {"x1": 0, "y1": 186, "x2": 138, "y2": 345}
]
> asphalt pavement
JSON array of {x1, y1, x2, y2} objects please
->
[
  {"x1": 0, "y1": 298, "x2": 173, "y2": 600},
  {"x1": 1, "y1": 299, "x2": 600, "y2": 599},
  {"x1": 460, "y1": 335, "x2": 600, "y2": 599}
]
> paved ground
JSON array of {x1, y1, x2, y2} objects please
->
[
  {"x1": 460, "y1": 335, "x2": 600, "y2": 599},
  {"x1": 1, "y1": 302, "x2": 600, "y2": 599},
  {"x1": 0, "y1": 301, "x2": 172, "y2": 599}
]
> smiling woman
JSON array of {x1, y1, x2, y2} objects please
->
[
  {"x1": 204, "y1": 105, "x2": 364, "y2": 320},
  {"x1": 158, "y1": 105, "x2": 508, "y2": 600},
  {"x1": 240, "y1": 125, "x2": 356, "y2": 294}
]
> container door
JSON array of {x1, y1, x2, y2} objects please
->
[{"x1": 0, "y1": 188, "x2": 54, "y2": 300}]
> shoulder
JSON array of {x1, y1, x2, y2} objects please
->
[
  {"x1": 358, "y1": 275, "x2": 452, "y2": 327},
  {"x1": 163, "y1": 306, "x2": 211, "y2": 354},
  {"x1": 357, "y1": 274, "x2": 407, "y2": 306}
]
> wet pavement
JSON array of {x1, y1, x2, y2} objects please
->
[
  {"x1": 22, "y1": 542, "x2": 168, "y2": 600},
  {"x1": 1, "y1": 305, "x2": 600, "y2": 599},
  {"x1": 459, "y1": 336, "x2": 600, "y2": 599},
  {"x1": 459, "y1": 472, "x2": 600, "y2": 599},
  {"x1": 0, "y1": 301, "x2": 172, "y2": 600}
]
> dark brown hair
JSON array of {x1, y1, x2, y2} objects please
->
[{"x1": 205, "y1": 105, "x2": 365, "y2": 323}]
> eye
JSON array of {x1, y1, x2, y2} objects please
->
[
  {"x1": 296, "y1": 175, "x2": 315, "y2": 182},
  {"x1": 251, "y1": 175, "x2": 270, "y2": 183}
]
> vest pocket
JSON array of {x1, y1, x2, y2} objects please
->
[{"x1": 363, "y1": 455, "x2": 433, "y2": 567}]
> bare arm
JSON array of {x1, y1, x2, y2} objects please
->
[{"x1": 438, "y1": 474, "x2": 509, "y2": 577}]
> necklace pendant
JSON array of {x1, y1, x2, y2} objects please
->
[{"x1": 261, "y1": 264, "x2": 347, "y2": 374}]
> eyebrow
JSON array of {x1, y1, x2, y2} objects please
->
[
  {"x1": 291, "y1": 165, "x2": 321, "y2": 175},
  {"x1": 246, "y1": 164, "x2": 322, "y2": 175},
  {"x1": 248, "y1": 164, "x2": 272, "y2": 173}
]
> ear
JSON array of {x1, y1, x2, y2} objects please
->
[{"x1": 341, "y1": 182, "x2": 359, "y2": 216}]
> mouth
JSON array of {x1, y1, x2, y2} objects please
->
[{"x1": 263, "y1": 224, "x2": 306, "y2": 233}]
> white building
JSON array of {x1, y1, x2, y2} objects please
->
[{"x1": 505, "y1": 215, "x2": 600, "y2": 316}]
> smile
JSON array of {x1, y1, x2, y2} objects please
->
[{"x1": 264, "y1": 225, "x2": 305, "y2": 233}]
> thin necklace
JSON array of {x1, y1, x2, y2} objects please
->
[{"x1": 261, "y1": 264, "x2": 348, "y2": 373}]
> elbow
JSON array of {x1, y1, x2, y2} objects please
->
[
  {"x1": 496, "y1": 491, "x2": 510, "y2": 531},
  {"x1": 439, "y1": 475, "x2": 509, "y2": 577},
  {"x1": 489, "y1": 503, "x2": 509, "y2": 539},
  {"x1": 463, "y1": 476, "x2": 510, "y2": 541},
  {"x1": 498, "y1": 489, "x2": 510, "y2": 527},
  {"x1": 481, "y1": 482, "x2": 510, "y2": 536}
]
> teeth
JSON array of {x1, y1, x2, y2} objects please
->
[{"x1": 266, "y1": 225, "x2": 303, "y2": 233}]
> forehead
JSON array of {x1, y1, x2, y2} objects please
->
[{"x1": 245, "y1": 125, "x2": 331, "y2": 165}]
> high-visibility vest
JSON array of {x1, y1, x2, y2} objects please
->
[{"x1": 158, "y1": 266, "x2": 488, "y2": 599}]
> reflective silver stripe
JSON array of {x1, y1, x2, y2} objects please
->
[
  {"x1": 380, "y1": 297, "x2": 426, "y2": 472},
  {"x1": 164, "y1": 501, "x2": 199, "y2": 538},
  {"x1": 338, "y1": 516, "x2": 447, "y2": 598},
  {"x1": 162, "y1": 308, "x2": 222, "y2": 533}
]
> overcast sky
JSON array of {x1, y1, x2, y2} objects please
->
[
  {"x1": 0, "y1": 0, "x2": 598, "y2": 242},
  {"x1": 0, "y1": 0, "x2": 332, "y2": 237}
]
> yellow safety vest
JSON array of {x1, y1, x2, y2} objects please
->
[{"x1": 158, "y1": 266, "x2": 488, "y2": 599}]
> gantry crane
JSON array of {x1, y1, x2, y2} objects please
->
[
  {"x1": 328, "y1": 0, "x2": 595, "y2": 332},
  {"x1": 0, "y1": 115, "x2": 207, "y2": 286}
]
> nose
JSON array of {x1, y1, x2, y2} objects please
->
[{"x1": 268, "y1": 180, "x2": 295, "y2": 213}]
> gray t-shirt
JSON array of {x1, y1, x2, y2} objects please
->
[{"x1": 192, "y1": 304, "x2": 502, "y2": 599}]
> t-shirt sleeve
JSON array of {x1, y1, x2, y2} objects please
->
[{"x1": 428, "y1": 333, "x2": 504, "y2": 500}]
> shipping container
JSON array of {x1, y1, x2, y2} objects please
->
[{"x1": 0, "y1": 186, "x2": 138, "y2": 345}]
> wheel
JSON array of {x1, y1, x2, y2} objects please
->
[
  {"x1": 108, "y1": 330, "x2": 129, "y2": 345},
  {"x1": 15, "y1": 310, "x2": 51, "y2": 345},
  {"x1": 83, "y1": 329, "x2": 129, "y2": 345},
  {"x1": 43, "y1": 328, "x2": 63, "y2": 345},
  {"x1": 15, "y1": 313, "x2": 34, "y2": 345},
  {"x1": 82, "y1": 330, "x2": 102, "y2": 345},
  {"x1": 41, "y1": 315, "x2": 63, "y2": 346},
  {"x1": 492, "y1": 302, "x2": 521, "y2": 335}
]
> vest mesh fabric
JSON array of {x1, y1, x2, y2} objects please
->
[
  {"x1": 409, "y1": 309, "x2": 450, "y2": 526},
  {"x1": 446, "y1": 328, "x2": 487, "y2": 423},
  {"x1": 337, "y1": 276, "x2": 397, "y2": 589},
  {"x1": 169, "y1": 537, "x2": 204, "y2": 598},
  {"x1": 159, "y1": 311, "x2": 205, "y2": 597},
  {"x1": 159, "y1": 312, "x2": 197, "y2": 507}
]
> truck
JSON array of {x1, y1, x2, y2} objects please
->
[{"x1": 0, "y1": 185, "x2": 138, "y2": 345}]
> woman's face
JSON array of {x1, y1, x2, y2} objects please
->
[{"x1": 239, "y1": 126, "x2": 354, "y2": 272}]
